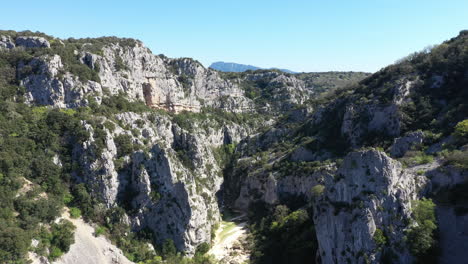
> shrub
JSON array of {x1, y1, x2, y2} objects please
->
[
  {"x1": 444, "y1": 149, "x2": 468, "y2": 169},
  {"x1": 114, "y1": 134, "x2": 134, "y2": 158},
  {"x1": 161, "y1": 239, "x2": 177, "y2": 259},
  {"x1": 114, "y1": 53, "x2": 128, "y2": 71},
  {"x1": 62, "y1": 193, "x2": 74, "y2": 205},
  {"x1": 195, "y1": 242, "x2": 210, "y2": 256},
  {"x1": 407, "y1": 198, "x2": 437, "y2": 257},
  {"x1": 94, "y1": 226, "x2": 107, "y2": 237},
  {"x1": 49, "y1": 247, "x2": 63, "y2": 260},
  {"x1": 453, "y1": 119, "x2": 468, "y2": 142},
  {"x1": 49, "y1": 219, "x2": 76, "y2": 260},
  {"x1": 0, "y1": 226, "x2": 30, "y2": 263},
  {"x1": 401, "y1": 151, "x2": 434, "y2": 167},
  {"x1": 373, "y1": 228, "x2": 387, "y2": 246},
  {"x1": 69, "y1": 207, "x2": 81, "y2": 219},
  {"x1": 310, "y1": 185, "x2": 325, "y2": 197}
]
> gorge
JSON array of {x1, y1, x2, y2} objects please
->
[{"x1": 0, "y1": 29, "x2": 467, "y2": 264}]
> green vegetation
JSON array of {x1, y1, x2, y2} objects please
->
[
  {"x1": 453, "y1": 119, "x2": 468, "y2": 144},
  {"x1": 114, "y1": 134, "x2": 134, "y2": 157},
  {"x1": 33, "y1": 219, "x2": 76, "y2": 261},
  {"x1": 373, "y1": 228, "x2": 387, "y2": 246},
  {"x1": 94, "y1": 226, "x2": 107, "y2": 237},
  {"x1": 297, "y1": 71, "x2": 370, "y2": 94},
  {"x1": 0, "y1": 50, "x2": 91, "y2": 262},
  {"x1": 273, "y1": 159, "x2": 333, "y2": 178},
  {"x1": 69, "y1": 207, "x2": 82, "y2": 218},
  {"x1": 400, "y1": 151, "x2": 434, "y2": 167},
  {"x1": 114, "y1": 53, "x2": 129, "y2": 72},
  {"x1": 406, "y1": 198, "x2": 437, "y2": 261},
  {"x1": 0, "y1": 29, "x2": 467, "y2": 264},
  {"x1": 249, "y1": 204, "x2": 318, "y2": 264},
  {"x1": 172, "y1": 107, "x2": 267, "y2": 133},
  {"x1": 442, "y1": 149, "x2": 468, "y2": 169},
  {"x1": 48, "y1": 220, "x2": 76, "y2": 260},
  {"x1": 212, "y1": 143, "x2": 236, "y2": 167},
  {"x1": 310, "y1": 184, "x2": 325, "y2": 197}
]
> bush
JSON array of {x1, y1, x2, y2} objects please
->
[
  {"x1": 94, "y1": 226, "x2": 107, "y2": 237},
  {"x1": 250, "y1": 205, "x2": 318, "y2": 264},
  {"x1": 0, "y1": 226, "x2": 30, "y2": 263},
  {"x1": 310, "y1": 185, "x2": 325, "y2": 197},
  {"x1": 443, "y1": 149, "x2": 468, "y2": 169},
  {"x1": 69, "y1": 207, "x2": 81, "y2": 219},
  {"x1": 114, "y1": 134, "x2": 134, "y2": 158},
  {"x1": 195, "y1": 242, "x2": 210, "y2": 256},
  {"x1": 407, "y1": 198, "x2": 437, "y2": 257},
  {"x1": 401, "y1": 151, "x2": 434, "y2": 167},
  {"x1": 373, "y1": 228, "x2": 387, "y2": 246},
  {"x1": 49, "y1": 247, "x2": 63, "y2": 260},
  {"x1": 453, "y1": 119, "x2": 468, "y2": 142},
  {"x1": 161, "y1": 239, "x2": 177, "y2": 259},
  {"x1": 49, "y1": 219, "x2": 76, "y2": 260}
]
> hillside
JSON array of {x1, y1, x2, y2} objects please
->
[{"x1": 0, "y1": 29, "x2": 466, "y2": 264}]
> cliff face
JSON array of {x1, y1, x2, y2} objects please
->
[
  {"x1": 1, "y1": 30, "x2": 466, "y2": 264},
  {"x1": 15, "y1": 38, "x2": 253, "y2": 112},
  {"x1": 223, "y1": 31, "x2": 468, "y2": 264},
  {"x1": 72, "y1": 111, "x2": 253, "y2": 253},
  {"x1": 312, "y1": 150, "x2": 424, "y2": 264},
  {"x1": 7, "y1": 35, "x2": 363, "y2": 115}
]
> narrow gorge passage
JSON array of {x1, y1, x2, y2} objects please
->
[{"x1": 209, "y1": 212, "x2": 250, "y2": 264}]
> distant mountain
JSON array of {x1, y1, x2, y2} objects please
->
[{"x1": 209, "y1": 61, "x2": 297, "y2": 74}]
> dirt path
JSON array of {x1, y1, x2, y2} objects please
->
[{"x1": 208, "y1": 213, "x2": 250, "y2": 264}]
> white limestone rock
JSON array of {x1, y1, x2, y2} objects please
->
[
  {"x1": 312, "y1": 150, "x2": 423, "y2": 264},
  {"x1": 389, "y1": 131, "x2": 425, "y2": 158},
  {"x1": 16, "y1": 36, "x2": 50, "y2": 48},
  {"x1": 0, "y1": 35, "x2": 15, "y2": 49},
  {"x1": 72, "y1": 111, "x2": 253, "y2": 254}
]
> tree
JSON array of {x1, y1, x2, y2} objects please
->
[
  {"x1": 49, "y1": 219, "x2": 76, "y2": 260},
  {"x1": 162, "y1": 239, "x2": 177, "y2": 259},
  {"x1": 407, "y1": 198, "x2": 437, "y2": 257},
  {"x1": 454, "y1": 119, "x2": 468, "y2": 143}
]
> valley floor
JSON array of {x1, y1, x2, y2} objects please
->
[{"x1": 209, "y1": 213, "x2": 250, "y2": 264}]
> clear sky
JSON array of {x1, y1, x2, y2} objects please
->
[{"x1": 1, "y1": 0, "x2": 467, "y2": 72}]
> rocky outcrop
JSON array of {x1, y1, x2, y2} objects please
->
[
  {"x1": 19, "y1": 40, "x2": 255, "y2": 112},
  {"x1": 16, "y1": 36, "x2": 51, "y2": 48},
  {"x1": 312, "y1": 150, "x2": 424, "y2": 264},
  {"x1": 230, "y1": 149, "x2": 428, "y2": 263},
  {"x1": 0, "y1": 35, "x2": 15, "y2": 49},
  {"x1": 232, "y1": 161, "x2": 333, "y2": 211},
  {"x1": 244, "y1": 71, "x2": 311, "y2": 111},
  {"x1": 341, "y1": 104, "x2": 400, "y2": 148},
  {"x1": 20, "y1": 54, "x2": 102, "y2": 108},
  {"x1": 389, "y1": 131, "x2": 424, "y2": 158},
  {"x1": 72, "y1": 111, "x2": 253, "y2": 254}
]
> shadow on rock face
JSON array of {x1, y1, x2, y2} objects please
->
[{"x1": 126, "y1": 144, "x2": 193, "y2": 252}]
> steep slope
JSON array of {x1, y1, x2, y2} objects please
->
[
  {"x1": 224, "y1": 30, "x2": 468, "y2": 264},
  {"x1": 55, "y1": 210, "x2": 133, "y2": 264},
  {"x1": 0, "y1": 29, "x2": 369, "y2": 263},
  {"x1": 0, "y1": 28, "x2": 466, "y2": 264}
]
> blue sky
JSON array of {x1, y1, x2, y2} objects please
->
[{"x1": 1, "y1": 0, "x2": 467, "y2": 72}]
